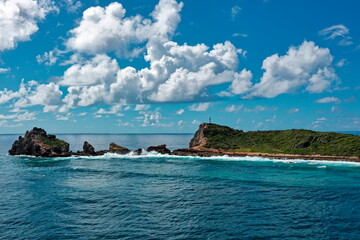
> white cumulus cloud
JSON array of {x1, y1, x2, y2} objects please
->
[
  {"x1": 188, "y1": 102, "x2": 211, "y2": 112},
  {"x1": 0, "y1": 67, "x2": 10, "y2": 73},
  {"x1": 0, "y1": 80, "x2": 62, "y2": 113},
  {"x1": 191, "y1": 119, "x2": 200, "y2": 125},
  {"x1": 61, "y1": 39, "x2": 247, "y2": 107},
  {"x1": 0, "y1": 0, "x2": 57, "y2": 51},
  {"x1": 225, "y1": 104, "x2": 243, "y2": 112},
  {"x1": 287, "y1": 108, "x2": 300, "y2": 113},
  {"x1": 66, "y1": 0, "x2": 183, "y2": 58},
  {"x1": 229, "y1": 69, "x2": 253, "y2": 95},
  {"x1": 57, "y1": 1, "x2": 250, "y2": 108},
  {"x1": 176, "y1": 109, "x2": 185, "y2": 115},
  {"x1": 60, "y1": 54, "x2": 119, "y2": 86},
  {"x1": 13, "y1": 81, "x2": 62, "y2": 109},
  {"x1": 134, "y1": 104, "x2": 150, "y2": 111},
  {"x1": 248, "y1": 41, "x2": 338, "y2": 98},
  {"x1": 315, "y1": 96, "x2": 341, "y2": 104},
  {"x1": 36, "y1": 50, "x2": 58, "y2": 66},
  {"x1": 0, "y1": 111, "x2": 37, "y2": 122}
]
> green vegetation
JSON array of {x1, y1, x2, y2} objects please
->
[
  {"x1": 39, "y1": 135, "x2": 69, "y2": 150},
  {"x1": 203, "y1": 124, "x2": 360, "y2": 157}
]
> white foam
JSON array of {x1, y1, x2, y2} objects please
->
[
  {"x1": 114, "y1": 152, "x2": 360, "y2": 167},
  {"x1": 9, "y1": 151, "x2": 360, "y2": 167}
]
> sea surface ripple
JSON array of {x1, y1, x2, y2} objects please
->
[{"x1": 0, "y1": 134, "x2": 360, "y2": 239}]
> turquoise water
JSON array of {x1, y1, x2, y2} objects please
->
[{"x1": 1, "y1": 134, "x2": 360, "y2": 239}]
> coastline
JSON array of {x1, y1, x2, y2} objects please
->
[
  {"x1": 7, "y1": 125, "x2": 360, "y2": 162},
  {"x1": 172, "y1": 147, "x2": 360, "y2": 162}
]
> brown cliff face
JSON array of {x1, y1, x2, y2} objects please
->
[
  {"x1": 189, "y1": 123, "x2": 209, "y2": 148},
  {"x1": 8, "y1": 127, "x2": 70, "y2": 157}
]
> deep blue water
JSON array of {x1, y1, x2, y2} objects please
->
[{"x1": 1, "y1": 134, "x2": 360, "y2": 239}]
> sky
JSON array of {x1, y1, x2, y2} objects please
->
[{"x1": 0, "y1": 0, "x2": 359, "y2": 133}]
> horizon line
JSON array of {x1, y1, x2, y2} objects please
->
[{"x1": 1, "y1": 130, "x2": 360, "y2": 136}]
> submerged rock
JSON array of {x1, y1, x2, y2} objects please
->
[
  {"x1": 108, "y1": 142, "x2": 131, "y2": 154},
  {"x1": 8, "y1": 127, "x2": 71, "y2": 157},
  {"x1": 146, "y1": 144, "x2": 171, "y2": 154}
]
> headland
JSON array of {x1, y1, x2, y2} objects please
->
[{"x1": 8, "y1": 124, "x2": 360, "y2": 162}]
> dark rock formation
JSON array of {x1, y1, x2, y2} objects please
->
[
  {"x1": 133, "y1": 148, "x2": 143, "y2": 155},
  {"x1": 189, "y1": 123, "x2": 208, "y2": 148},
  {"x1": 8, "y1": 127, "x2": 70, "y2": 157},
  {"x1": 76, "y1": 141, "x2": 108, "y2": 156},
  {"x1": 83, "y1": 141, "x2": 95, "y2": 155},
  {"x1": 146, "y1": 144, "x2": 171, "y2": 154},
  {"x1": 108, "y1": 142, "x2": 131, "y2": 154}
]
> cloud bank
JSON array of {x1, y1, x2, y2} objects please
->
[{"x1": 0, "y1": 0, "x2": 339, "y2": 116}]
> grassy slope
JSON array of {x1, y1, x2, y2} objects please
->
[
  {"x1": 203, "y1": 124, "x2": 360, "y2": 157},
  {"x1": 39, "y1": 136, "x2": 69, "y2": 150}
]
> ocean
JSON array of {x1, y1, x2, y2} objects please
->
[{"x1": 0, "y1": 133, "x2": 360, "y2": 239}]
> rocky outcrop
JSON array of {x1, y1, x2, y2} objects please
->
[
  {"x1": 76, "y1": 141, "x2": 109, "y2": 156},
  {"x1": 133, "y1": 148, "x2": 143, "y2": 155},
  {"x1": 108, "y1": 142, "x2": 131, "y2": 154},
  {"x1": 146, "y1": 144, "x2": 171, "y2": 154},
  {"x1": 189, "y1": 123, "x2": 208, "y2": 148},
  {"x1": 8, "y1": 127, "x2": 71, "y2": 157},
  {"x1": 8, "y1": 128, "x2": 143, "y2": 157},
  {"x1": 83, "y1": 141, "x2": 95, "y2": 155}
]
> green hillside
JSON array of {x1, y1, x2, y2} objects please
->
[{"x1": 202, "y1": 124, "x2": 360, "y2": 157}]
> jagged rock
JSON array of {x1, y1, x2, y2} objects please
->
[
  {"x1": 8, "y1": 127, "x2": 70, "y2": 157},
  {"x1": 76, "y1": 141, "x2": 108, "y2": 156},
  {"x1": 83, "y1": 141, "x2": 95, "y2": 155},
  {"x1": 133, "y1": 148, "x2": 142, "y2": 155},
  {"x1": 189, "y1": 123, "x2": 209, "y2": 148},
  {"x1": 108, "y1": 142, "x2": 131, "y2": 154},
  {"x1": 146, "y1": 144, "x2": 171, "y2": 154}
]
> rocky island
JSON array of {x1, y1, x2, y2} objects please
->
[
  {"x1": 8, "y1": 124, "x2": 360, "y2": 162},
  {"x1": 9, "y1": 127, "x2": 71, "y2": 157}
]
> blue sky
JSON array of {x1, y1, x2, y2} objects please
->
[{"x1": 0, "y1": 0, "x2": 359, "y2": 133}]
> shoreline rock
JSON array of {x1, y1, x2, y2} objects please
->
[
  {"x1": 108, "y1": 142, "x2": 131, "y2": 155},
  {"x1": 75, "y1": 141, "x2": 106, "y2": 156},
  {"x1": 83, "y1": 141, "x2": 95, "y2": 155},
  {"x1": 146, "y1": 144, "x2": 171, "y2": 154},
  {"x1": 8, "y1": 126, "x2": 360, "y2": 162},
  {"x1": 133, "y1": 148, "x2": 143, "y2": 155}
]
